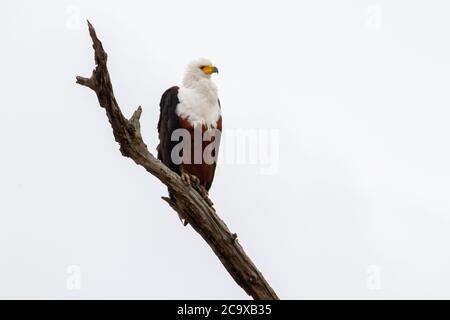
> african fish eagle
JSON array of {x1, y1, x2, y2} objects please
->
[{"x1": 157, "y1": 58, "x2": 221, "y2": 196}]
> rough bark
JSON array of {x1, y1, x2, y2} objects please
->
[{"x1": 76, "y1": 21, "x2": 279, "y2": 300}]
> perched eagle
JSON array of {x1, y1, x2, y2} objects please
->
[{"x1": 157, "y1": 59, "x2": 222, "y2": 196}]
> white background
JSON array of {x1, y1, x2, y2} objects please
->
[{"x1": 1, "y1": 0, "x2": 450, "y2": 299}]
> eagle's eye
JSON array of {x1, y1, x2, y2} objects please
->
[{"x1": 199, "y1": 66, "x2": 206, "y2": 69}]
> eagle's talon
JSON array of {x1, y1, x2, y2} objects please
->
[
  {"x1": 197, "y1": 185, "x2": 207, "y2": 196},
  {"x1": 181, "y1": 172, "x2": 191, "y2": 186},
  {"x1": 191, "y1": 175, "x2": 200, "y2": 187}
]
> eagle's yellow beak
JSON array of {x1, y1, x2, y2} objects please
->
[{"x1": 201, "y1": 65, "x2": 219, "y2": 75}]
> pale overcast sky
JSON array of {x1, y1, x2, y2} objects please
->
[{"x1": 1, "y1": 0, "x2": 450, "y2": 299}]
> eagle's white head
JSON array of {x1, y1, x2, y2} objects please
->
[
  {"x1": 177, "y1": 58, "x2": 221, "y2": 128},
  {"x1": 182, "y1": 58, "x2": 219, "y2": 87}
]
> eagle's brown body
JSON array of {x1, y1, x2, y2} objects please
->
[
  {"x1": 157, "y1": 86, "x2": 221, "y2": 192},
  {"x1": 178, "y1": 116, "x2": 222, "y2": 190}
]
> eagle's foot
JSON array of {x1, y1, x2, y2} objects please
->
[
  {"x1": 180, "y1": 170, "x2": 200, "y2": 188},
  {"x1": 181, "y1": 172, "x2": 191, "y2": 186},
  {"x1": 190, "y1": 175, "x2": 200, "y2": 187}
]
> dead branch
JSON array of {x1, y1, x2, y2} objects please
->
[{"x1": 76, "y1": 21, "x2": 279, "y2": 300}]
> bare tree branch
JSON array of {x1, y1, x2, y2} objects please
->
[{"x1": 76, "y1": 21, "x2": 279, "y2": 300}]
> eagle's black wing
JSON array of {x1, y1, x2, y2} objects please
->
[{"x1": 157, "y1": 86, "x2": 181, "y2": 175}]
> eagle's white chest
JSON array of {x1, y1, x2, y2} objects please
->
[{"x1": 176, "y1": 80, "x2": 221, "y2": 128}]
